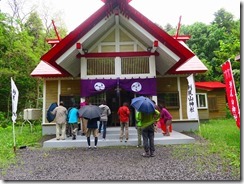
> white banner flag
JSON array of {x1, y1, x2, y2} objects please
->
[
  {"x1": 187, "y1": 74, "x2": 199, "y2": 120},
  {"x1": 11, "y1": 77, "x2": 19, "y2": 123}
]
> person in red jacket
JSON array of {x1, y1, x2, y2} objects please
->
[{"x1": 117, "y1": 102, "x2": 130, "y2": 142}]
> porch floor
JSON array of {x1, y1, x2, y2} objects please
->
[{"x1": 43, "y1": 127, "x2": 195, "y2": 148}]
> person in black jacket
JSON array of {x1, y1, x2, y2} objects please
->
[{"x1": 85, "y1": 117, "x2": 100, "y2": 149}]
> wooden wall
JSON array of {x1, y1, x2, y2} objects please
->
[{"x1": 45, "y1": 80, "x2": 58, "y2": 110}]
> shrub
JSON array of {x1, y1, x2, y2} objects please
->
[{"x1": 0, "y1": 111, "x2": 9, "y2": 128}]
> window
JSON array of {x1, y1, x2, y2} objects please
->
[
  {"x1": 87, "y1": 58, "x2": 115, "y2": 75},
  {"x1": 60, "y1": 95, "x2": 80, "y2": 109},
  {"x1": 196, "y1": 93, "x2": 208, "y2": 109},
  {"x1": 89, "y1": 93, "x2": 106, "y2": 106},
  {"x1": 121, "y1": 57, "x2": 149, "y2": 74},
  {"x1": 157, "y1": 92, "x2": 179, "y2": 109}
]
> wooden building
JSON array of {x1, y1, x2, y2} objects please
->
[
  {"x1": 195, "y1": 82, "x2": 226, "y2": 120},
  {"x1": 31, "y1": 0, "x2": 211, "y2": 135}
]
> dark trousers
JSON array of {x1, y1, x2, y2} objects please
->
[
  {"x1": 98, "y1": 121, "x2": 107, "y2": 139},
  {"x1": 68, "y1": 123, "x2": 78, "y2": 137},
  {"x1": 142, "y1": 124, "x2": 155, "y2": 154}
]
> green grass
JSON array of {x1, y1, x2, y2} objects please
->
[
  {"x1": 0, "y1": 118, "x2": 240, "y2": 177},
  {"x1": 198, "y1": 118, "x2": 240, "y2": 168},
  {"x1": 171, "y1": 118, "x2": 240, "y2": 178},
  {"x1": 0, "y1": 121, "x2": 43, "y2": 168}
]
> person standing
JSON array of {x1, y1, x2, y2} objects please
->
[
  {"x1": 98, "y1": 100, "x2": 111, "y2": 140},
  {"x1": 160, "y1": 103, "x2": 173, "y2": 136},
  {"x1": 52, "y1": 101, "x2": 68, "y2": 140},
  {"x1": 66, "y1": 107, "x2": 72, "y2": 137},
  {"x1": 86, "y1": 117, "x2": 100, "y2": 149},
  {"x1": 117, "y1": 102, "x2": 130, "y2": 142},
  {"x1": 67, "y1": 104, "x2": 80, "y2": 140},
  {"x1": 137, "y1": 109, "x2": 160, "y2": 157},
  {"x1": 80, "y1": 97, "x2": 89, "y2": 136},
  {"x1": 135, "y1": 111, "x2": 142, "y2": 147},
  {"x1": 152, "y1": 100, "x2": 162, "y2": 132}
]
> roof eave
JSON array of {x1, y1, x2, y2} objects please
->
[{"x1": 168, "y1": 69, "x2": 208, "y2": 75}]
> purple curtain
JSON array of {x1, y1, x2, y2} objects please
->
[
  {"x1": 80, "y1": 78, "x2": 117, "y2": 97},
  {"x1": 80, "y1": 77, "x2": 156, "y2": 97},
  {"x1": 119, "y1": 77, "x2": 157, "y2": 96}
]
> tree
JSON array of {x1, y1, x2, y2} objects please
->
[
  {"x1": 0, "y1": 0, "x2": 68, "y2": 118},
  {"x1": 24, "y1": 11, "x2": 44, "y2": 48},
  {"x1": 212, "y1": 8, "x2": 235, "y2": 33}
]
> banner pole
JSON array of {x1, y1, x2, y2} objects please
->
[{"x1": 13, "y1": 120, "x2": 16, "y2": 153}]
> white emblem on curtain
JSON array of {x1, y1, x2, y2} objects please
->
[
  {"x1": 131, "y1": 82, "x2": 142, "y2": 92},
  {"x1": 94, "y1": 82, "x2": 105, "y2": 91}
]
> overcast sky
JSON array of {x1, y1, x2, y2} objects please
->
[{"x1": 0, "y1": 0, "x2": 241, "y2": 32}]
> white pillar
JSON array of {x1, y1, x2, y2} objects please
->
[
  {"x1": 58, "y1": 79, "x2": 61, "y2": 103},
  {"x1": 42, "y1": 79, "x2": 46, "y2": 124},
  {"x1": 115, "y1": 57, "x2": 121, "y2": 77},
  {"x1": 80, "y1": 57, "x2": 87, "y2": 78},
  {"x1": 177, "y1": 76, "x2": 183, "y2": 120},
  {"x1": 149, "y1": 55, "x2": 156, "y2": 76}
]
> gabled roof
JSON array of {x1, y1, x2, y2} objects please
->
[
  {"x1": 195, "y1": 82, "x2": 226, "y2": 91},
  {"x1": 30, "y1": 61, "x2": 63, "y2": 77},
  {"x1": 31, "y1": 0, "x2": 207, "y2": 78},
  {"x1": 175, "y1": 41, "x2": 208, "y2": 74}
]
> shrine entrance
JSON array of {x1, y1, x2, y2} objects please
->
[{"x1": 106, "y1": 88, "x2": 136, "y2": 127}]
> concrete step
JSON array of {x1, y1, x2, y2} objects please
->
[{"x1": 43, "y1": 127, "x2": 195, "y2": 148}]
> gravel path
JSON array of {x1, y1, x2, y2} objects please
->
[{"x1": 0, "y1": 133, "x2": 240, "y2": 181}]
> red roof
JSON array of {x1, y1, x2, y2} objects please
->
[
  {"x1": 30, "y1": 61, "x2": 64, "y2": 77},
  {"x1": 32, "y1": 0, "x2": 206, "y2": 78},
  {"x1": 195, "y1": 82, "x2": 226, "y2": 91},
  {"x1": 174, "y1": 41, "x2": 208, "y2": 74}
]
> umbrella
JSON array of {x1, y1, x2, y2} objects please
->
[
  {"x1": 131, "y1": 96, "x2": 155, "y2": 113},
  {"x1": 79, "y1": 105, "x2": 102, "y2": 119}
]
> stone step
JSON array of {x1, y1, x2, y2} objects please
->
[{"x1": 43, "y1": 127, "x2": 195, "y2": 148}]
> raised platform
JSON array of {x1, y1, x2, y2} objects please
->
[
  {"x1": 42, "y1": 119, "x2": 199, "y2": 135},
  {"x1": 43, "y1": 127, "x2": 195, "y2": 148}
]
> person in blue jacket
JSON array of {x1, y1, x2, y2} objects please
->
[{"x1": 67, "y1": 104, "x2": 80, "y2": 140}]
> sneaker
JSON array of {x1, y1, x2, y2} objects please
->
[
  {"x1": 102, "y1": 138, "x2": 106, "y2": 141},
  {"x1": 137, "y1": 145, "x2": 141, "y2": 148},
  {"x1": 93, "y1": 146, "x2": 97, "y2": 150},
  {"x1": 87, "y1": 146, "x2": 91, "y2": 150},
  {"x1": 72, "y1": 135, "x2": 76, "y2": 140},
  {"x1": 142, "y1": 152, "x2": 150, "y2": 157}
]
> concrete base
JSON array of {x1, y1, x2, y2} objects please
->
[
  {"x1": 42, "y1": 123, "x2": 56, "y2": 135},
  {"x1": 43, "y1": 127, "x2": 195, "y2": 148}
]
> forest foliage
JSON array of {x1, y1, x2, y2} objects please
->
[{"x1": 0, "y1": 1, "x2": 240, "y2": 121}]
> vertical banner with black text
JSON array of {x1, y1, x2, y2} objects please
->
[{"x1": 187, "y1": 74, "x2": 199, "y2": 120}]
